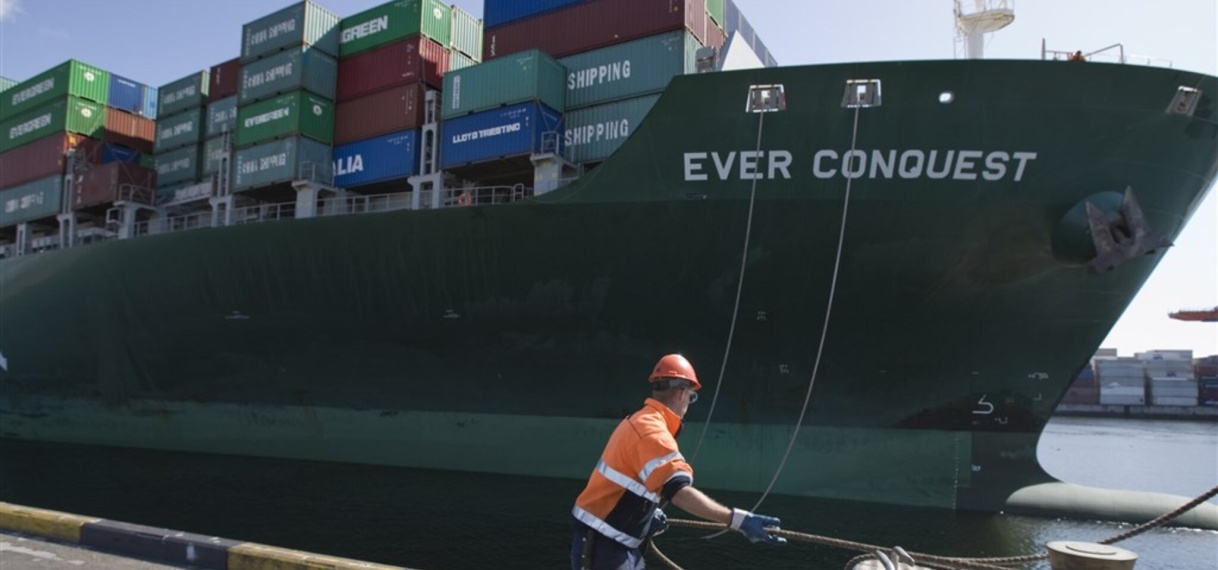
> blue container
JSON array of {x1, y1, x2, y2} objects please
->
[
  {"x1": 440, "y1": 101, "x2": 562, "y2": 168},
  {"x1": 484, "y1": 0, "x2": 595, "y2": 28},
  {"x1": 99, "y1": 142, "x2": 142, "y2": 165},
  {"x1": 108, "y1": 75, "x2": 146, "y2": 115},
  {"x1": 333, "y1": 130, "x2": 419, "y2": 188},
  {"x1": 141, "y1": 85, "x2": 159, "y2": 119}
]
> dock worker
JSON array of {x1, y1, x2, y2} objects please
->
[
  {"x1": 570, "y1": 354, "x2": 785, "y2": 569},
  {"x1": 1069, "y1": 50, "x2": 1086, "y2": 61}
]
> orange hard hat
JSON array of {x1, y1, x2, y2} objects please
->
[{"x1": 648, "y1": 354, "x2": 701, "y2": 390}]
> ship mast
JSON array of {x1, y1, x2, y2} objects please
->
[{"x1": 954, "y1": 0, "x2": 1015, "y2": 59}]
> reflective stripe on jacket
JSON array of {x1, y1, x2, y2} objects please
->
[{"x1": 572, "y1": 398, "x2": 694, "y2": 548}]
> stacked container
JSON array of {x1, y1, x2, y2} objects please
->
[
  {"x1": 154, "y1": 70, "x2": 210, "y2": 190},
  {"x1": 233, "y1": 0, "x2": 340, "y2": 193},
  {"x1": 333, "y1": 0, "x2": 474, "y2": 190},
  {"x1": 1140, "y1": 351, "x2": 1197, "y2": 406},
  {"x1": 0, "y1": 60, "x2": 156, "y2": 227},
  {"x1": 1197, "y1": 355, "x2": 1218, "y2": 407},
  {"x1": 1061, "y1": 366, "x2": 1098, "y2": 405},
  {"x1": 480, "y1": 0, "x2": 727, "y2": 167},
  {"x1": 1095, "y1": 358, "x2": 1145, "y2": 405},
  {"x1": 439, "y1": 49, "x2": 565, "y2": 171}
]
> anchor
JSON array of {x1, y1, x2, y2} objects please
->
[{"x1": 1083, "y1": 187, "x2": 1172, "y2": 274}]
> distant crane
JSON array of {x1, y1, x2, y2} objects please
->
[{"x1": 1169, "y1": 307, "x2": 1218, "y2": 322}]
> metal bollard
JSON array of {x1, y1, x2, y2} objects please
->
[{"x1": 1047, "y1": 541, "x2": 1137, "y2": 570}]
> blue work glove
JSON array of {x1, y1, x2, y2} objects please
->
[
  {"x1": 729, "y1": 508, "x2": 786, "y2": 544},
  {"x1": 648, "y1": 508, "x2": 668, "y2": 537}
]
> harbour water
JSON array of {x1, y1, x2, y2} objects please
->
[{"x1": 0, "y1": 417, "x2": 1214, "y2": 569}]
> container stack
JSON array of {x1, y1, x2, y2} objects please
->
[
  {"x1": 1197, "y1": 355, "x2": 1218, "y2": 407},
  {"x1": 200, "y1": 57, "x2": 241, "y2": 189},
  {"x1": 332, "y1": 0, "x2": 463, "y2": 192},
  {"x1": 0, "y1": 60, "x2": 156, "y2": 236},
  {"x1": 1061, "y1": 366, "x2": 1098, "y2": 404},
  {"x1": 1095, "y1": 357, "x2": 1145, "y2": 405},
  {"x1": 153, "y1": 70, "x2": 210, "y2": 196},
  {"x1": 478, "y1": 0, "x2": 726, "y2": 170},
  {"x1": 232, "y1": 0, "x2": 340, "y2": 196},
  {"x1": 1139, "y1": 350, "x2": 1197, "y2": 407}
]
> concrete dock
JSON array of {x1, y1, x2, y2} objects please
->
[{"x1": 0, "y1": 502, "x2": 417, "y2": 570}]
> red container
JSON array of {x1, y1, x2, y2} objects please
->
[
  {"x1": 337, "y1": 37, "x2": 449, "y2": 102},
  {"x1": 0, "y1": 133, "x2": 100, "y2": 190},
  {"x1": 71, "y1": 162, "x2": 156, "y2": 210},
  {"x1": 1061, "y1": 386, "x2": 1099, "y2": 405},
  {"x1": 334, "y1": 83, "x2": 426, "y2": 145},
  {"x1": 484, "y1": 0, "x2": 711, "y2": 60},
  {"x1": 209, "y1": 57, "x2": 242, "y2": 101},
  {"x1": 104, "y1": 107, "x2": 155, "y2": 154}
]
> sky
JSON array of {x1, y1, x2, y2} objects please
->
[{"x1": 0, "y1": 0, "x2": 1214, "y2": 357}]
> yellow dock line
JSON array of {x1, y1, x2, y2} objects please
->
[{"x1": 0, "y1": 501, "x2": 98, "y2": 543}]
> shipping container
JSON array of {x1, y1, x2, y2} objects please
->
[
  {"x1": 154, "y1": 108, "x2": 206, "y2": 154},
  {"x1": 233, "y1": 136, "x2": 332, "y2": 191},
  {"x1": 209, "y1": 58, "x2": 242, "y2": 102},
  {"x1": 242, "y1": 0, "x2": 341, "y2": 62},
  {"x1": 0, "y1": 175, "x2": 62, "y2": 227},
  {"x1": 108, "y1": 75, "x2": 148, "y2": 115},
  {"x1": 706, "y1": 0, "x2": 725, "y2": 28},
  {"x1": 0, "y1": 133, "x2": 95, "y2": 189},
  {"x1": 202, "y1": 136, "x2": 230, "y2": 177},
  {"x1": 0, "y1": 76, "x2": 16, "y2": 93},
  {"x1": 442, "y1": 49, "x2": 565, "y2": 119},
  {"x1": 449, "y1": 4, "x2": 482, "y2": 60},
  {"x1": 440, "y1": 101, "x2": 562, "y2": 168},
  {"x1": 104, "y1": 107, "x2": 156, "y2": 154},
  {"x1": 0, "y1": 96, "x2": 106, "y2": 153},
  {"x1": 71, "y1": 162, "x2": 156, "y2": 210},
  {"x1": 0, "y1": 60, "x2": 110, "y2": 119},
  {"x1": 450, "y1": 50, "x2": 478, "y2": 72},
  {"x1": 334, "y1": 83, "x2": 426, "y2": 144},
  {"x1": 141, "y1": 85, "x2": 159, "y2": 119},
  {"x1": 562, "y1": 94, "x2": 657, "y2": 163},
  {"x1": 158, "y1": 71, "x2": 209, "y2": 117},
  {"x1": 559, "y1": 31, "x2": 701, "y2": 109},
  {"x1": 333, "y1": 129, "x2": 419, "y2": 187},
  {"x1": 157, "y1": 179, "x2": 214, "y2": 207},
  {"x1": 235, "y1": 90, "x2": 334, "y2": 148},
  {"x1": 155, "y1": 143, "x2": 202, "y2": 187},
  {"x1": 206, "y1": 96, "x2": 239, "y2": 137},
  {"x1": 337, "y1": 36, "x2": 449, "y2": 101},
  {"x1": 97, "y1": 142, "x2": 142, "y2": 165},
  {"x1": 483, "y1": 0, "x2": 714, "y2": 61},
  {"x1": 239, "y1": 47, "x2": 338, "y2": 104},
  {"x1": 339, "y1": 0, "x2": 451, "y2": 58},
  {"x1": 483, "y1": 0, "x2": 594, "y2": 28}
]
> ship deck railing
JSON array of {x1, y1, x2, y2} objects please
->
[{"x1": 1042, "y1": 42, "x2": 1173, "y2": 68}]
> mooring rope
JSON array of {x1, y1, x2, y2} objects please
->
[{"x1": 648, "y1": 483, "x2": 1218, "y2": 570}]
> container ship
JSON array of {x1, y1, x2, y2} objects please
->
[{"x1": 1, "y1": 0, "x2": 1217, "y2": 524}]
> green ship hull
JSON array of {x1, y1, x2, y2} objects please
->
[{"x1": 2, "y1": 60, "x2": 1216, "y2": 520}]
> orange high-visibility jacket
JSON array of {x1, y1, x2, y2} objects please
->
[{"x1": 571, "y1": 398, "x2": 694, "y2": 548}]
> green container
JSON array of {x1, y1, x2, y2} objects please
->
[
  {"x1": 239, "y1": 47, "x2": 337, "y2": 104},
  {"x1": 340, "y1": 0, "x2": 451, "y2": 58},
  {"x1": 449, "y1": 4, "x2": 482, "y2": 61},
  {"x1": 155, "y1": 143, "x2": 202, "y2": 187},
  {"x1": 0, "y1": 175, "x2": 62, "y2": 227},
  {"x1": 140, "y1": 153, "x2": 155, "y2": 170},
  {"x1": 441, "y1": 49, "x2": 565, "y2": 119},
  {"x1": 706, "y1": 0, "x2": 725, "y2": 29},
  {"x1": 559, "y1": 31, "x2": 700, "y2": 110},
  {"x1": 154, "y1": 108, "x2": 206, "y2": 154},
  {"x1": 450, "y1": 50, "x2": 478, "y2": 72},
  {"x1": 233, "y1": 136, "x2": 332, "y2": 192},
  {"x1": 563, "y1": 94, "x2": 658, "y2": 164},
  {"x1": 206, "y1": 96, "x2": 239, "y2": 137},
  {"x1": 159, "y1": 71, "x2": 209, "y2": 118},
  {"x1": 0, "y1": 96, "x2": 105, "y2": 153},
  {"x1": 202, "y1": 136, "x2": 229, "y2": 177},
  {"x1": 242, "y1": 0, "x2": 341, "y2": 62},
  {"x1": 235, "y1": 90, "x2": 334, "y2": 148},
  {"x1": 0, "y1": 76, "x2": 17, "y2": 93},
  {"x1": 0, "y1": 60, "x2": 109, "y2": 119}
]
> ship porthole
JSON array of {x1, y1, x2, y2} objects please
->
[{"x1": 939, "y1": 91, "x2": 955, "y2": 104}]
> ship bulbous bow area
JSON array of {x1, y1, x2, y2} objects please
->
[{"x1": 1050, "y1": 187, "x2": 1172, "y2": 273}]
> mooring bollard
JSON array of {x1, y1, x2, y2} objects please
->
[{"x1": 1047, "y1": 541, "x2": 1137, "y2": 570}]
